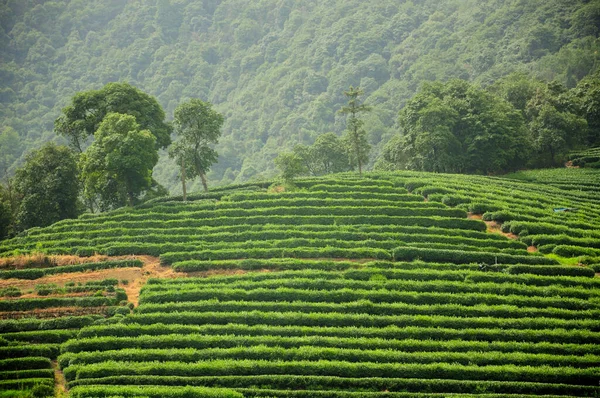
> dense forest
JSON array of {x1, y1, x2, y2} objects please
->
[{"x1": 1, "y1": 0, "x2": 599, "y2": 192}]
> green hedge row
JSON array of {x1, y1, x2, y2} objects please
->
[
  {"x1": 0, "y1": 315, "x2": 101, "y2": 333},
  {"x1": 2, "y1": 330, "x2": 79, "y2": 344},
  {"x1": 136, "y1": 299, "x2": 597, "y2": 321},
  {"x1": 522, "y1": 234, "x2": 600, "y2": 249},
  {"x1": 57, "y1": 345, "x2": 600, "y2": 368},
  {"x1": 65, "y1": 375, "x2": 598, "y2": 397},
  {"x1": 63, "y1": 359, "x2": 599, "y2": 385},
  {"x1": 502, "y1": 221, "x2": 600, "y2": 239},
  {"x1": 73, "y1": 322, "x2": 600, "y2": 348},
  {"x1": 216, "y1": 198, "x2": 437, "y2": 210},
  {"x1": 13, "y1": 222, "x2": 504, "y2": 245},
  {"x1": 0, "y1": 296, "x2": 116, "y2": 312},
  {"x1": 68, "y1": 326, "x2": 600, "y2": 357},
  {"x1": 552, "y1": 245, "x2": 600, "y2": 257},
  {"x1": 0, "y1": 344, "x2": 60, "y2": 359},
  {"x1": 0, "y1": 259, "x2": 142, "y2": 280},
  {"x1": 68, "y1": 385, "x2": 243, "y2": 398},
  {"x1": 57, "y1": 205, "x2": 468, "y2": 224},
  {"x1": 308, "y1": 184, "x2": 403, "y2": 194},
  {"x1": 159, "y1": 247, "x2": 392, "y2": 265},
  {"x1": 224, "y1": 191, "x2": 417, "y2": 203},
  {"x1": 0, "y1": 378, "x2": 54, "y2": 393},
  {"x1": 0, "y1": 357, "x2": 51, "y2": 371},
  {"x1": 121, "y1": 310, "x2": 599, "y2": 332},
  {"x1": 141, "y1": 276, "x2": 594, "y2": 302},
  {"x1": 507, "y1": 265, "x2": 596, "y2": 278},
  {"x1": 31, "y1": 215, "x2": 487, "y2": 235},
  {"x1": 88, "y1": 229, "x2": 523, "y2": 250},
  {"x1": 138, "y1": 284, "x2": 596, "y2": 311},
  {"x1": 171, "y1": 259, "x2": 360, "y2": 272},
  {"x1": 393, "y1": 247, "x2": 557, "y2": 265},
  {"x1": 0, "y1": 369, "x2": 55, "y2": 380}
]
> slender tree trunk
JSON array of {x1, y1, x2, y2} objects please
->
[
  {"x1": 199, "y1": 171, "x2": 209, "y2": 192},
  {"x1": 180, "y1": 157, "x2": 187, "y2": 202}
]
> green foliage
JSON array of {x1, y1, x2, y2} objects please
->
[
  {"x1": 169, "y1": 99, "x2": 224, "y2": 193},
  {"x1": 387, "y1": 79, "x2": 528, "y2": 173},
  {"x1": 80, "y1": 113, "x2": 159, "y2": 209},
  {"x1": 55, "y1": 82, "x2": 172, "y2": 152},
  {"x1": 14, "y1": 142, "x2": 80, "y2": 231},
  {"x1": 293, "y1": 133, "x2": 350, "y2": 176},
  {"x1": 1, "y1": 1, "x2": 599, "y2": 187},
  {"x1": 339, "y1": 86, "x2": 371, "y2": 175},
  {"x1": 274, "y1": 152, "x2": 306, "y2": 183}
]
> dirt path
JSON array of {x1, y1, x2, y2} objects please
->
[
  {"x1": 52, "y1": 360, "x2": 68, "y2": 397},
  {"x1": 122, "y1": 255, "x2": 185, "y2": 307},
  {"x1": 467, "y1": 213, "x2": 519, "y2": 240}
]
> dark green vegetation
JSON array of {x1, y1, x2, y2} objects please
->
[
  {"x1": 0, "y1": 275, "x2": 131, "y2": 398},
  {"x1": 0, "y1": 171, "x2": 598, "y2": 396},
  {"x1": 1, "y1": 0, "x2": 599, "y2": 189}
]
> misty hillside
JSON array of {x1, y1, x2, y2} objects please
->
[{"x1": 1, "y1": 0, "x2": 599, "y2": 191}]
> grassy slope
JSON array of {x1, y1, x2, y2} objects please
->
[{"x1": 1, "y1": 169, "x2": 599, "y2": 397}]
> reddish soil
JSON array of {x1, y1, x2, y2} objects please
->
[
  {"x1": 468, "y1": 213, "x2": 519, "y2": 240},
  {"x1": 527, "y1": 246, "x2": 538, "y2": 253},
  {"x1": 0, "y1": 255, "x2": 186, "y2": 308}
]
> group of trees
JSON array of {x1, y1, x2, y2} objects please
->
[
  {"x1": 0, "y1": 82, "x2": 223, "y2": 239},
  {"x1": 376, "y1": 71, "x2": 600, "y2": 173},
  {"x1": 275, "y1": 87, "x2": 371, "y2": 182},
  {"x1": 1, "y1": 0, "x2": 598, "y2": 188}
]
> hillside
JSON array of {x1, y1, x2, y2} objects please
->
[
  {"x1": 1, "y1": 0, "x2": 599, "y2": 189},
  {"x1": 0, "y1": 170, "x2": 599, "y2": 397}
]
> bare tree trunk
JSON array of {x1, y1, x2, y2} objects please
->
[
  {"x1": 180, "y1": 157, "x2": 187, "y2": 202},
  {"x1": 199, "y1": 171, "x2": 209, "y2": 192}
]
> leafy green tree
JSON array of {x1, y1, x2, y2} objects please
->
[
  {"x1": 80, "y1": 113, "x2": 158, "y2": 210},
  {"x1": 339, "y1": 86, "x2": 371, "y2": 175},
  {"x1": 13, "y1": 143, "x2": 80, "y2": 231},
  {"x1": 55, "y1": 82, "x2": 172, "y2": 152},
  {"x1": 491, "y1": 73, "x2": 589, "y2": 165},
  {"x1": 569, "y1": 71, "x2": 600, "y2": 145},
  {"x1": 390, "y1": 80, "x2": 529, "y2": 174},
  {"x1": 293, "y1": 133, "x2": 350, "y2": 176},
  {"x1": 169, "y1": 99, "x2": 224, "y2": 195},
  {"x1": 527, "y1": 100, "x2": 587, "y2": 165},
  {"x1": 274, "y1": 152, "x2": 306, "y2": 183}
]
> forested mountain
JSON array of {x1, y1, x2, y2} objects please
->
[{"x1": 1, "y1": 0, "x2": 599, "y2": 191}]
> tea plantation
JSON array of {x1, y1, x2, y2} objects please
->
[{"x1": 0, "y1": 170, "x2": 599, "y2": 397}]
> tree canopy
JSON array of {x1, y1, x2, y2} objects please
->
[
  {"x1": 14, "y1": 143, "x2": 80, "y2": 231},
  {"x1": 1, "y1": 0, "x2": 598, "y2": 187},
  {"x1": 385, "y1": 80, "x2": 529, "y2": 174},
  {"x1": 169, "y1": 99, "x2": 224, "y2": 194},
  {"x1": 55, "y1": 82, "x2": 172, "y2": 152},
  {"x1": 79, "y1": 113, "x2": 159, "y2": 210}
]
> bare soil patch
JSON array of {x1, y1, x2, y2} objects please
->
[{"x1": 0, "y1": 255, "x2": 185, "y2": 308}]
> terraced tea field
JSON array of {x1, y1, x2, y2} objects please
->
[{"x1": 0, "y1": 170, "x2": 599, "y2": 397}]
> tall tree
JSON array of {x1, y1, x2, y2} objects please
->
[
  {"x1": 14, "y1": 143, "x2": 80, "y2": 231},
  {"x1": 293, "y1": 133, "x2": 350, "y2": 176},
  {"x1": 339, "y1": 86, "x2": 371, "y2": 175},
  {"x1": 387, "y1": 80, "x2": 529, "y2": 174},
  {"x1": 80, "y1": 113, "x2": 158, "y2": 210},
  {"x1": 169, "y1": 99, "x2": 224, "y2": 194},
  {"x1": 274, "y1": 152, "x2": 306, "y2": 183},
  {"x1": 55, "y1": 82, "x2": 172, "y2": 152},
  {"x1": 568, "y1": 70, "x2": 600, "y2": 145}
]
